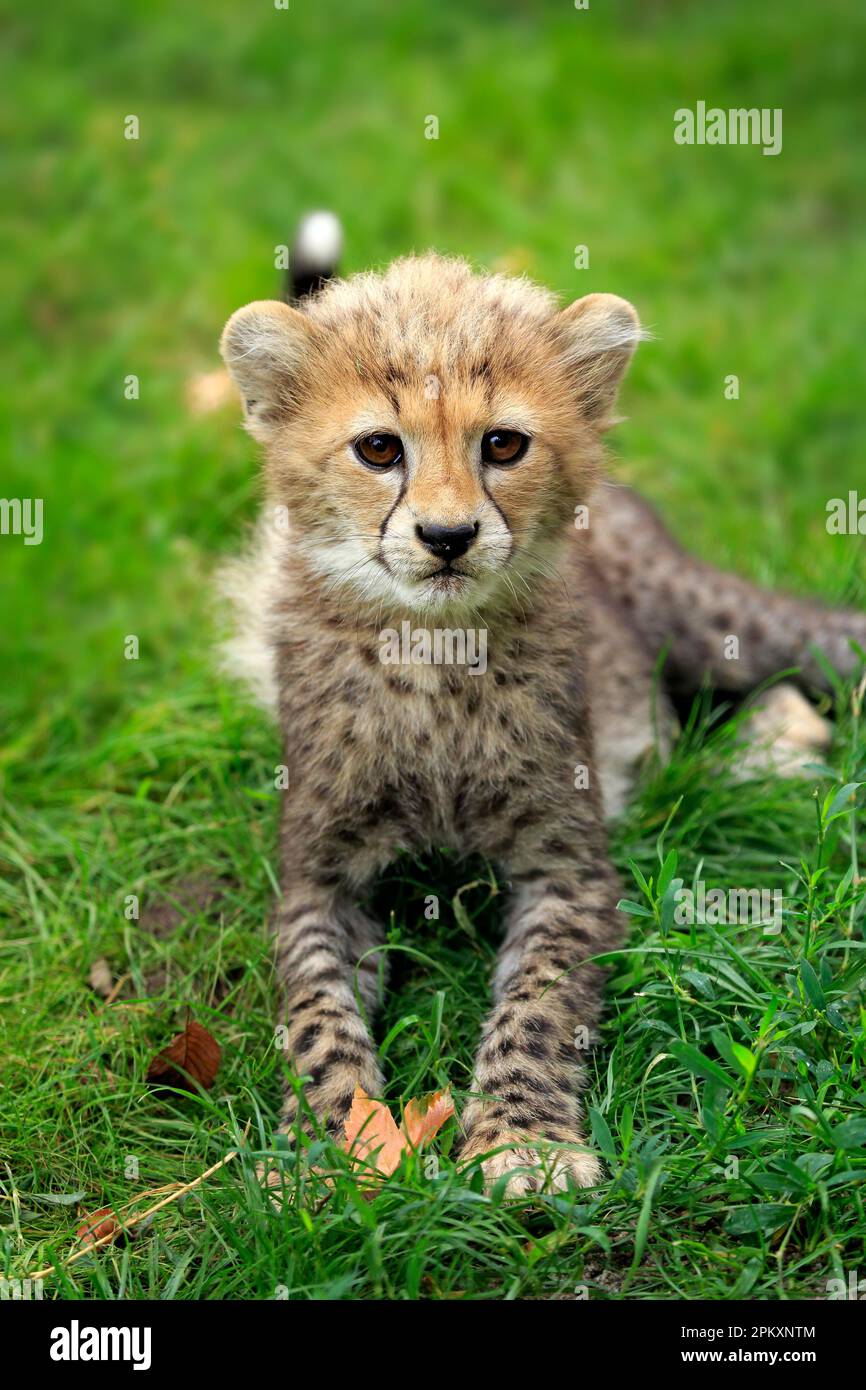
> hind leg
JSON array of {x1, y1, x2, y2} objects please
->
[{"x1": 589, "y1": 483, "x2": 866, "y2": 698}]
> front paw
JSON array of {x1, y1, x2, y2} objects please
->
[{"x1": 460, "y1": 1130, "x2": 603, "y2": 1198}]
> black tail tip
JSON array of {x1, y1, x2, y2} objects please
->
[{"x1": 287, "y1": 210, "x2": 343, "y2": 302}]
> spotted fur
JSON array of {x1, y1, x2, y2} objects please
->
[{"x1": 219, "y1": 254, "x2": 866, "y2": 1194}]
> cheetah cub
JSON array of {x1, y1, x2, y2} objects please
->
[{"x1": 220, "y1": 250, "x2": 866, "y2": 1195}]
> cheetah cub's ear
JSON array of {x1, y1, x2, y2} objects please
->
[
  {"x1": 220, "y1": 300, "x2": 314, "y2": 441},
  {"x1": 557, "y1": 293, "x2": 643, "y2": 428}
]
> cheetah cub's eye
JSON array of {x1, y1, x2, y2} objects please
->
[
  {"x1": 481, "y1": 429, "x2": 530, "y2": 466},
  {"x1": 353, "y1": 433, "x2": 404, "y2": 470}
]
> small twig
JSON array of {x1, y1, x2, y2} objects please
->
[
  {"x1": 29, "y1": 1121, "x2": 251, "y2": 1281},
  {"x1": 110, "y1": 1181, "x2": 185, "y2": 1213},
  {"x1": 103, "y1": 973, "x2": 131, "y2": 1006}
]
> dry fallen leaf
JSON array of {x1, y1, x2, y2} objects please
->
[
  {"x1": 76, "y1": 1207, "x2": 123, "y2": 1248},
  {"x1": 88, "y1": 958, "x2": 113, "y2": 998},
  {"x1": 146, "y1": 1019, "x2": 221, "y2": 1092},
  {"x1": 343, "y1": 1085, "x2": 454, "y2": 1181}
]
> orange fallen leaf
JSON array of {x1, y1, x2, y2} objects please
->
[
  {"x1": 146, "y1": 1019, "x2": 220, "y2": 1092},
  {"x1": 76, "y1": 1207, "x2": 123, "y2": 1248},
  {"x1": 343, "y1": 1088, "x2": 406, "y2": 1175},
  {"x1": 342, "y1": 1085, "x2": 454, "y2": 1181},
  {"x1": 403, "y1": 1088, "x2": 456, "y2": 1150}
]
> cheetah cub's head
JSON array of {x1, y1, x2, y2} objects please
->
[{"x1": 221, "y1": 254, "x2": 640, "y2": 614}]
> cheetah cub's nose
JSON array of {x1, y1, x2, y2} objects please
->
[{"x1": 416, "y1": 521, "x2": 479, "y2": 560}]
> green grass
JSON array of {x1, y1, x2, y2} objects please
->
[{"x1": 2, "y1": 0, "x2": 866, "y2": 1300}]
